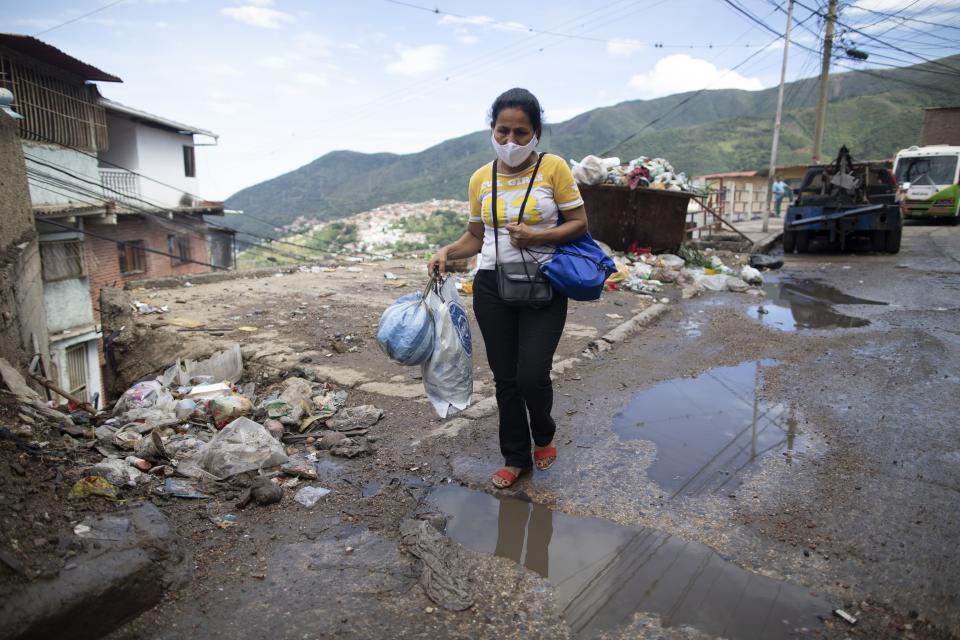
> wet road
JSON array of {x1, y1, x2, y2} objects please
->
[{"x1": 113, "y1": 221, "x2": 960, "y2": 640}]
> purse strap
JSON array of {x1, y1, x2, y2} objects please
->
[{"x1": 492, "y1": 152, "x2": 545, "y2": 265}]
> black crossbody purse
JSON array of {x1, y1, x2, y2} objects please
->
[{"x1": 491, "y1": 153, "x2": 553, "y2": 308}]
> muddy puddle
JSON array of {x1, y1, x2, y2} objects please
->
[
  {"x1": 747, "y1": 277, "x2": 886, "y2": 331},
  {"x1": 432, "y1": 485, "x2": 828, "y2": 639},
  {"x1": 613, "y1": 360, "x2": 801, "y2": 498}
]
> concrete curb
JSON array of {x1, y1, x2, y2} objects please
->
[{"x1": 752, "y1": 231, "x2": 783, "y2": 255}]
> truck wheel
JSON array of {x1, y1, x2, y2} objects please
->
[
  {"x1": 870, "y1": 231, "x2": 886, "y2": 252},
  {"x1": 782, "y1": 230, "x2": 796, "y2": 253},
  {"x1": 795, "y1": 231, "x2": 810, "y2": 253},
  {"x1": 885, "y1": 227, "x2": 902, "y2": 254}
]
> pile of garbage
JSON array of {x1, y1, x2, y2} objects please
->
[
  {"x1": 601, "y1": 243, "x2": 776, "y2": 300},
  {"x1": 64, "y1": 343, "x2": 384, "y2": 507},
  {"x1": 570, "y1": 155, "x2": 691, "y2": 191}
]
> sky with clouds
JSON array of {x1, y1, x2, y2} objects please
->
[{"x1": 5, "y1": 0, "x2": 960, "y2": 199}]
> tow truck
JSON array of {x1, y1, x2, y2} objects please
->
[{"x1": 782, "y1": 146, "x2": 902, "y2": 254}]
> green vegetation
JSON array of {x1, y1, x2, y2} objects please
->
[
  {"x1": 222, "y1": 57, "x2": 960, "y2": 237},
  {"x1": 307, "y1": 222, "x2": 358, "y2": 252},
  {"x1": 392, "y1": 209, "x2": 465, "y2": 251}
]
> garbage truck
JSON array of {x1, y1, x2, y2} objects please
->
[
  {"x1": 783, "y1": 146, "x2": 902, "y2": 253},
  {"x1": 893, "y1": 145, "x2": 960, "y2": 222}
]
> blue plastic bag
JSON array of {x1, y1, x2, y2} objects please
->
[
  {"x1": 376, "y1": 292, "x2": 435, "y2": 365},
  {"x1": 537, "y1": 231, "x2": 616, "y2": 301}
]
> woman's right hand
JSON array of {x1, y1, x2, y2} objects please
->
[{"x1": 427, "y1": 248, "x2": 448, "y2": 276}]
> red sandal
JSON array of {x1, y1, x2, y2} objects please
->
[
  {"x1": 534, "y1": 446, "x2": 557, "y2": 470},
  {"x1": 492, "y1": 467, "x2": 527, "y2": 489}
]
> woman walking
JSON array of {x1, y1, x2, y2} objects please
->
[{"x1": 428, "y1": 88, "x2": 589, "y2": 489}]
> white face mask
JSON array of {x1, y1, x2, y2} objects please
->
[{"x1": 491, "y1": 132, "x2": 539, "y2": 168}]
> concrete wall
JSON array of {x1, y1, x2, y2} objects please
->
[
  {"x1": 134, "y1": 124, "x2": 199, "y2": 208},
  {"x1": 99, "y1": 113, "x2": 140, "y2": 171},
  {"x1": 43, "y1": 278, "x2": 95, "y2": 334},
  {"x1": 22, "y1": 141, "x2": 103, "y2": 208},
  {"x1": 920, "y1": 108, "x2": 960, "y2": 147},
  {"x1": 0, "y1": 112, "x2": 50, "y2": 369}
]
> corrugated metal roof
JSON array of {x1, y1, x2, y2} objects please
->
[
  {"x1": 0, "y1": 33, "x2": 121, "y2": 82},
  {"x1": 101, "y1": 98, "x2": 218, "y2": 139}
]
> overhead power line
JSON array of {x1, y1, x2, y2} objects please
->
[
  {"x1": 32, "y1": 0, "x2": 127, "y2": 37},
  {"x1": 847, "y1": 2, "x2": 960, "y2": 32}
]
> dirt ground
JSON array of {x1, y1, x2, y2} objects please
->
[{"x1": 3, "y1": 221, "x2": 959, "y2": 639}]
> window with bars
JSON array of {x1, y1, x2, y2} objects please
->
[
  {"x1": 167, "y1": 235, "x2": 191, "y2": 265},
  {"x1": 40, "y1": 240, "x2": 86, "y2": 281},
  {"x1": 118, "y1": 240, "x2": 146, "y2": 275},
  {"x1": 0, "y1": 52, "x2": 108, "y2": 151},
  {"x1": 65, "y1": 343, "x2": 89, "y2": 403}
]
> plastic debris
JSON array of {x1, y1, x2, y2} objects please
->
[
  {"x1": 750, "y1": 254, "x2": 784, "y2": 270},
  {"x1": 294, "y1": 486, "x2": 331, "y2": 507},
  {"x1": 209, "y1": 395, "x2": 254, "y2": 429},
  {"x1": 69, "y1": 476, "x2": 118, "y2": 500},
  {"x1": 159, "y1": 478, "x2": 208, "y2": 499},
  {"x1": 739, "y1": 265, "x2": 764, "y2": 286},
  {"x1": 90, "y1": 459, "x2": 145, "y2": 487},
  {"x1": 326, "y1": 405, "x2": 383, "y2": 431},
  {"x1": 179, "y1": 416, "x2": 290, "y2": 481},
  {"x1": 175, "y1": 343, "x2": 243, "y2": 386},
  {"x1": 185, "y1": 382, "x2": 232, "y2": 400},
  {"x1": 834, "y1": 609, "x2": 857, "y2": 625}
]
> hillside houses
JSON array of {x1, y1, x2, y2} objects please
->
[{"x1": 0, "y1": 33, "x2": 231, "y2": 407}]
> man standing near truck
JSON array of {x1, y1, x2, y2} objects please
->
[{"x1": 772, "y1": 176, "x2": 788, "y2": 217}]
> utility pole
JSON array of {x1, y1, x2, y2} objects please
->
[
  {"x1": 812, "y1": 0, "x2": 838, "y2": 163},
  {"x1": 763, "y1": 0, "x2": 795, "y2": 233}
]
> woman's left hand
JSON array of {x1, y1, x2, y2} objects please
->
[{"x1": 505, "y1": 222, "x2": 540, "y2": 248}]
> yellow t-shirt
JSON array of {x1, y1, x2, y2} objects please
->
[{"x1": 468, "y1": 153, "x2": 584, "y2": 270}]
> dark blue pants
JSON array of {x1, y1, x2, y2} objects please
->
[{"x1": 472, "y1": 269, "x2": 568, "y2": 468}]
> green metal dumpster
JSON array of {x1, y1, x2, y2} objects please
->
[{"x1": 579, "y1": 184, "x2": 693, "y2": 253}]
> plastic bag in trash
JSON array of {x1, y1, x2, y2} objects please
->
[
  {"x1": 570, "y1": 155, "x2": 606, "y2": 186},
  {"x1": 179, "y1": 417, "x2": 289, "y2": 481},
  {"x1": 421, "y1": 276, "x2": 473, "y2": 418},
  {"x1": 209, "y1": 396, "x2": 254, "y2": 429},
  {"x1": 377, "y1": 292, "x2": 435, "y2": 366},
  {"x1": 739, "y1": 265, "x2": 764, "y2": 285}
]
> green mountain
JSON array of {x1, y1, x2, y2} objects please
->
[{"x1": 223, "y1": 57, "x2": 960, "y2": 236}]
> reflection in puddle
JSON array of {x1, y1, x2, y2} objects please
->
[
  {"x1": 613, "y1": 360, "x2": 800, "y2": 498},
  {"x1": 748, "y1": 278, "x2": 885, "y2": 331},
  {"x1": 433, "y1": 485, "x2": 828, "y2": 639}
]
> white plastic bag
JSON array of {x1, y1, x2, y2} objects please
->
[
  {"x1": 179, "y1": 416, "x2": 289, "y2": 481},
  {"x1": 571, "y1": 155, "x2": 607, "y2": 186},
  {"x1": 376, "y1": 292, "x2": 435, "y2": 365},
  {"x1": 421, "y1": 276, "x2": 473, "y2": 418},
  {"x1": 739, "y1": 265, "x2": 763, "y2": 285}
]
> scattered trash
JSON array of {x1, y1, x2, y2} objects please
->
[
  {"x1": 281, "y1": 461, "x2": 319, "y2": 480},
  {"x1": 421, "y1": 276, "x2": 473, "y2": 418},
  {"x1": 90, "y1": 458, "x2": 145, "y2": 487},
  {"x1": 571, "y1": 155, "x2": 691, "y2": 191},
  {"x1": 214, "y1": 514, "x2": 239, "y2": 529},
  {"x1": 180, "y1": 416, "x2": 289, "y2": 481},
  {"x1": 236, "y1": 476, "x2": 283, "y2": 508},
  {"x1": 377, "y1": 291, "x2": 435, "y2": 366},
  {"x1": 384, "y1": 271, "x2": 399, "y2": 280},
  {"x1": 400, "y1": 518, "x2": 474, "y2": 611},
  {"x1": 174, "y1": 344, "x2": 243, "y2": 386},
  {"x1": 294, "y1": 486, "x2": 331, "y2": 507},
  {"x1": 739, "y1": 265, "x2": 764, "y2": 286},
  {"x1": 237, "y1": 326, "x2": 259, "y2": 332},
  {"x1": 185, "y1": 382, "x2": 232, "y2": 400},
  {"x1": 159, "y1": 478, "x2": 208, "y2": 499},
  {"x1": 750, "y1": 254, "x2": 784, "y2": 270},
  {"x1": 834, "y1": 609, "x2": 857, "y2": 625},
  {"x1": 209, "y1": 395, "x2": 254, "y2": 429},
  {"x1": 326, "y1": 405, "x2": 383, "y2": 431},
  {"x1": 69, "y1": 476, "x2": 118, "y2": 500}
]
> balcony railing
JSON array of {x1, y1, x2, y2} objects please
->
[{"x1": 99, "y1": 168, "x2": 143, "y2": 208}]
